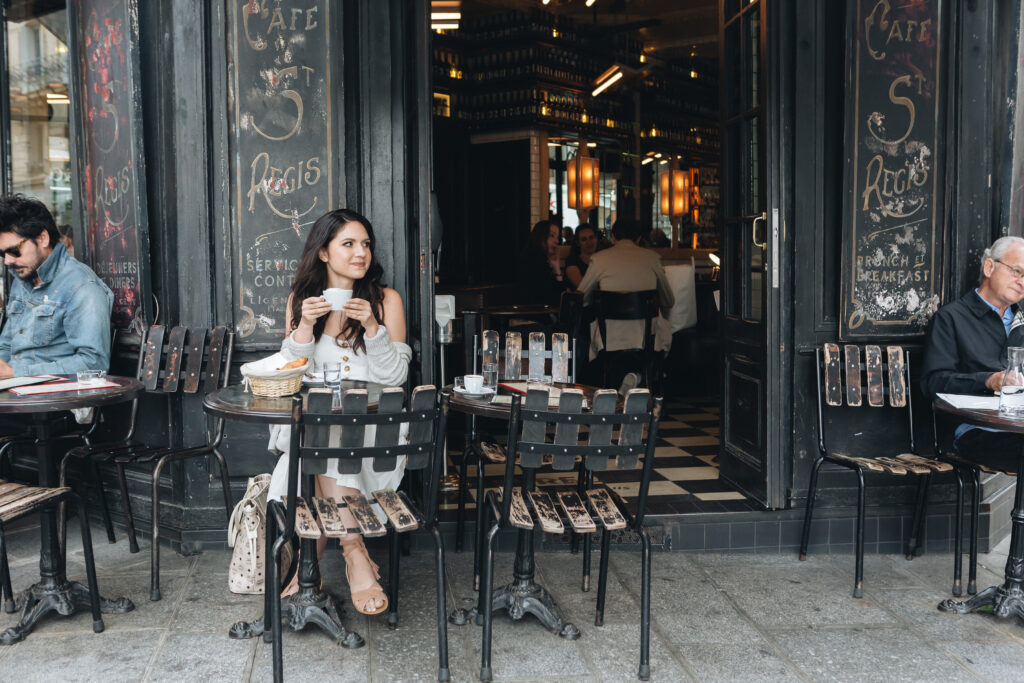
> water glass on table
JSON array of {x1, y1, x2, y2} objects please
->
[
  {"x1": 482, "y1": 362, "x2": 498, "y2": 392},
  {"x1": 323, "y1": 362, "x2": 343, "y2": 398}
]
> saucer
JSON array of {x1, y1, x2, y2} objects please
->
[{"x1": 453, "y1": 386, "x2": 496, "y2": 398}]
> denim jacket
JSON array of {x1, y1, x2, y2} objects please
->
[{"x1": 0, "y1": 242, "x2": 113, "y2": 376}]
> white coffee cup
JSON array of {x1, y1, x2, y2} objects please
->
[
  {"x1": 464, "y1": 374, "x2": 484, "y2": 393},
  {"x1": 322, "y1": 288, "x2": 353, "y2": 310}
]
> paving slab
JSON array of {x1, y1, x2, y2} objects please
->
[
  {"x1": 147, "y1": 632, "x2": 255, "y2": 682},
  {"x1": 0, "y1": 629, "x2": 159, "y2": 682},
  {"x1": 675, "y1": 641, "x2": 802, "y2": 682}
]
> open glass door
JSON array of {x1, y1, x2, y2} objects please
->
[{"x1": 719, "y1": 0, "x2": 774, "y2": 505}]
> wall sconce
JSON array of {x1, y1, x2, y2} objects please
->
[
  {"x1": 689, "y1": 168, "x2": 700, "y2": 225},
  {"x1": 568, "y1": 153, "x2": 599, "y2": 221}
]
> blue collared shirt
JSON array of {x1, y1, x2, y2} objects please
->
[{"x1": 0, "y1": 242, "x2": 113, "y2": 375}]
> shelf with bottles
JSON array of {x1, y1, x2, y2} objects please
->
[
  {"x1": 640, "y1": 124, "x2": 720, "y2": 156},
  {"x1": 466, "y1": 44, "x2": 603, "y2": 91},
  {"x1": 458, "y1": 87, "x2": 632, "y2": 136}
]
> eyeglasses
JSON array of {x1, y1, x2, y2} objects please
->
[
  {"x1": 1, "y1": 237, "x2": 29, "y2": 259},
  {"x1": 994, "y1": 259, "x2": 1024, "y2": 280}
]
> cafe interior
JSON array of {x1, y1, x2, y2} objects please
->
[{"x1": 429, "y1": 0, "x2": 747, "y2": 515}]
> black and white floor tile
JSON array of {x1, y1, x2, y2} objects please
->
[{"x1": 439, "y1": 396, "x2": 757, "y2": 519}]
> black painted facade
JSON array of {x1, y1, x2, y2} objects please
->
[{"x1": 2, "y1": 0, "x2": 1022, "y2": 552}]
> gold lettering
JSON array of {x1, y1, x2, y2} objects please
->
[
  {"x1": 886, "y1": 20, "x2": 904, "y2": 44},
  {"x1": 306, "y1": 7, "x2": 319, "y2": 30},
  {"x1": 864, "y1": 0, "x2": 891, "y2": 60},
  {"x1": 868, "y1": 75, "x2": 916, "y2": 145},
  {"x1": 268, "y1": 8, "x2": 286, "y2": 31}
]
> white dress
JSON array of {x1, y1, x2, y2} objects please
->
[{"x1": 267, "y1": 327, "x2": 413, "y2": 505}]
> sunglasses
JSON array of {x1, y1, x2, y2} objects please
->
[{"x1": 2, "y1": 236, "x2": 29, "y2": 258}]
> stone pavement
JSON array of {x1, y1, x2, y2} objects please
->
[{"x1": 0, "y1": 516, "x2": 1022, "y2": 681}]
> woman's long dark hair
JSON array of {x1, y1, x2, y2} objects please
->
[
  {"x1": 524, "y1": 219, "x2": 556, "y2": 258},
  {"x1": 288, "y1": 209, "x2": 386, "y2": 354}
]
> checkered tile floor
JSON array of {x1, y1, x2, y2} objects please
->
[{"x1": 439, "y1": 397, "x2": 758, "y2": 519}]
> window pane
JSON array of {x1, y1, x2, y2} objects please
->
[
  {"x1": 744, "y1": 8, "x2": 760, "y2": 111},
  {"x1": 6, "y1": 8, "x2": 72, "y2": 229}
]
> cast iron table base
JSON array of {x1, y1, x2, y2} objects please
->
[
  {"x1": 1, "y1": 578, "x2": 134, "y2": 645},
  {"x1": 939, "y1": 467, "x2": 1024, "y2": 622}
]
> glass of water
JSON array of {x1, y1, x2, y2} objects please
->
[
  {"x1": 323, "y1": 362, "x2": 343, "y2": 397},
  {"x1": 482, "y1": 362, "x2": 498, "y2": 392}
]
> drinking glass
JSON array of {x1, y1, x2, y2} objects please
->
[
  {"x1": 323, "y1": 362, "x2": 343, "y2": 397},
  {"x1": 482, "y1": 362, "x2": 498, "y2": 392},
  {"x1": 1000, "y1": 347, "x2": 1024, "y2": 417}
]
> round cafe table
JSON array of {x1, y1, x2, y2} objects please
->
[
  {"x1": 205, "y1": 380, "x2": 384, "y2": 648},
  {"x1": 0, "y1": 375, "x2": 141, "y2": 644},
  {"x1": 935, "y1": 397, "x2": 1024, "y2": 622}
]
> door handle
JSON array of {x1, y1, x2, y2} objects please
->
[{"x1": 752, "y1": 212, "x2": 767, "y2": 249}]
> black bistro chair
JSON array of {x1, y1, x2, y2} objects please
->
[
  {"x1": 264, "y1": 386, "x2": 450, "y2": 683},
  {"x1": 60, "y1": 325, "x2": 234, "y2": 601},
  {"x1": 0, "y1": 479, "x2": 103, "y2": 631},
  {"x1": 477, "y1": 386, "x2": 662, "y2": 681},
  {"x1": 799, "y1": 343, "x2": 952, "y2": 597},
  {"x1": 591, "y1": 289, "x2": 659, "y2": 393}
]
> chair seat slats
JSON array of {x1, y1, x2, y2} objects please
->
[
  {"x1": 287, "y1": 497, "x2": 322, "y2": 539},
  {"x1": 372, "y1": 489, "x2": 418, "y2": 532},
  {"x1": 895, "y1": 453, "x2": 953, "y2": 472},
  {"x1": 587, "y1": 488, "x2": 628, "y2": 530},
  {"x1": 873, "y1": 457, "x2": 917, "y2": 474},
  {"x1": 504, "y1": 332, "x2": 522, "y2": 380},
  {"x1": 557, "y1": 490, "x2": 596, "y2": 533},
  {"x1": 481, "y1": 330, "x2": 500, "y2": 370},
  {"x1": 551, "y1": 333, "x2": 570, "y2": 383},
  {"x1": 204, "y1": 327, "x2": 229, "y2": 392},
  {"x1": 312, "y1": 496, "x2": 349, "y2": 538},
  {"x1": 527, "y1": 490, "x2": 564, "y2": 533},
  {"x1": 344, "y1": 494, "x2": 386, "y2": 537},
  {"x1": 0, "y1": 486, "x2": 68, "y2": 521},
  {"x1": 508, "y1": 488, "x2": 534, "y2": 529},
  {"x1": 829, "y1": 452, "x2": 908, "y2": 474},
  {"x1": 141, "y1": 325, "x2": 166, "y2": 390}
]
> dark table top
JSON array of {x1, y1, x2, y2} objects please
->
[
  {"x1": 0, "y1": 375, "x2": 143, "y2": 415},
  {"x1": 933, "y1": 397, "x2": 1024, "y2": 435},
  {"x1": 471, "y1": 304, "x2": 559, "y2": 317},
  {"x1": 203, "y1": 380, "x2": 386, "y2": 424},
  {"x1": 447, "y1": 382, "x2": 605, "y2": 420}
]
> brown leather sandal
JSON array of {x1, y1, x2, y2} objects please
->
[{"x1": 341, "y1": 536, "x2": 388, "y2": 615}]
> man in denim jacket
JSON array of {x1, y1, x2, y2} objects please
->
[{"x1": 0, "y1": 195, "x2": 112, "y2": 379}]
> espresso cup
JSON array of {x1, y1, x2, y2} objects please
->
[
  {"x1": 322, "y1": 288, "x2": 353, "y2": 310},
  {"x1": 464, "y1": 374, "x2": 484, "y2": 393}
]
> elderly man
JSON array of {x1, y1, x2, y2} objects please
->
[
  {"x1": 0, "y1": 194, "x2": 112, "y2": 379},
  {"x1": 922, "y1": 235, "x2": 1024, "y2": 470},
  {"x1": 578, "y1": 218, "x2": 674, "y2": 390}
]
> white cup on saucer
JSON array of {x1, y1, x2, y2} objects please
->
[
  {"x1": 322, "y1": 288, "x2": 353, "y2": 310},
  {"x1": 464, "y1": 374, "x2": 484, "y2": 393}
]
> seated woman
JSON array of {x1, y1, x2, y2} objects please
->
[
  {"x1": 565, "y1": 223, "x2": 599, "y2": 290},
  {"x1": 267, "y1": 208, "x2": 411, "y2": 616},
  {"x1": 516, "y1": 219, "x2": 569, "y2": 306}
]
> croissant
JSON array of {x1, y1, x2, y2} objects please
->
[{"x1": 278, "y1": 357, "x2": 308, "y2": 370}]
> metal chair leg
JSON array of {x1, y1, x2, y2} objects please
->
[
  {"x1": 116, "y1": 462, "x2": 139, "y2": 554},
  {"x1": 969, "y1": 467, "x2": 980, "y2": 595},
  {"x1": 480, "y1": 518, "x2": 500, "y2": 683},
  {"x1": 263, "y1": 502, "x2": 277, "y2": 644},
  {"x1": 906, "y1": 473, "x2": 929, "y2": 559},
  {"x1": 387, "y1": 529, "x2": 400, "y2": 629},
  {"x1": 581, "y1": 468, "x2": 593, "y2": 592},
  {"x1": 150, "y1": 457, "x2": 169, "y2": 601},
  {"x1": 455, "y1": 415, "x2": 473, "y2": 552},
  {"x1": 89, "y1": 459, "x2": 116, "y2": 545},
  {"x1": 212, "y1": 447, "x2": 234, "y2": 518},
  {"x1": 638, "y1": 527, "x2": 652, "y2": 681},
  {"x1": 952, "y1": 467, "x2": 964, "y2": 596},
  {"x1": 0, "y1": 530, "x2": 14, "y2": 614},
  {"x1": 432, "y1": 527, "x2": 451, "y2": 683},
  {"x1": 595, "y1": 527, "x2": 611, "y2": 626},
  {"x1": 799, "y1": 456, "x2": 825, "y2": 560},
  {"x1": 854, "y1": 468, "x2": 866, "y2": 599},
  {"x1": 76, "y1": 495, "x2": 104, "y2": 633},
  {"x1": 473, "y1": 456, "x2": 486, "y2": 592}
]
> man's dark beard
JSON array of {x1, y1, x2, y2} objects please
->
[{"x1": 13, "y1": 267, "x2": 37, "y2": 281}]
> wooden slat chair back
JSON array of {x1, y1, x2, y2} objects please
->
[
  {"x1": 477, "y1": 329, "x2": 575, "y2": 383},
  {"x1": 801, "y1": 343, "x2": 952, "y2": 599},
  {"x1": 59, "y1": 324, "x2": 235, "y2": 603},
  {"x1": 265, "y1": 386, "x2": 450, "y2": 681},
  {"x1": 591, "y1": 289, "x2": 658, "y2": 390},
  {"x1": 476, "y1": 387, "x2": 662, "y2": 681}
]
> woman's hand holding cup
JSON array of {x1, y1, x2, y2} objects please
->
[
  {"x1": 342, "y1": 297, "x2": 379, "y2": 338},
  {"x1": 299, "y1": 296, "x2": 333, "y2": 329}
]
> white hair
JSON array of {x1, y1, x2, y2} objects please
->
[{"x1": 981, "y1": 236, "x2": 1024, "y2": 284}]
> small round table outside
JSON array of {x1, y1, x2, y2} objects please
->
[
  {"x1": 0, "y1": 375, "x2": 141, "y2": 644},
  {"x1": 934, "y1": 397, "x2": 1024, "y2": 622}
]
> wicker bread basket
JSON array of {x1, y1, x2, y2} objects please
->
[{"x1": 240, "y1": 354, "x2": 311, "y2": 397}]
